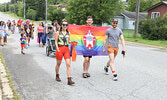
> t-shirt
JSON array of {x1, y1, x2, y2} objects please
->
[
  {"x1": 20, "y1": 37, "x2": 26, "y2": 45},
  {"x1": 37, "y1": 26, "x2": 44, "y2": 33},
  {"x1": 105, "y1": 27, "x2": 123, "y2": 47},
  {"x1": 47, "y1": 29, "x2": 54, "y2": 38}
]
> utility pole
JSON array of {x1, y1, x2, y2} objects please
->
[
  {"x1": 134, "y1": 0, "x2": 140, "y2": 38},
  {"x1": 45, "y1": 0, "x2": 48, "y2": 24},
  {"x1": 14, "y1": 0, "x2": 16, "y2": 14},
  {"x1": 24, "y1": 0, "x2": 26, "y2": 19}
]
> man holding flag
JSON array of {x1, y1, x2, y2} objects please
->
[
  {"x1": 103, "y1": 19, "x2": 126, "y2": 81},
  {"x1": 82, "y1": 16, "x2": 94, "y2": 78}
]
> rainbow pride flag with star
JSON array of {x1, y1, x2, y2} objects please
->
[{"x1": 69, "y1": 24, "x2": 110, "y2": 56}]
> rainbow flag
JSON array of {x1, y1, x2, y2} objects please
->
[{"x1": 68, "y1": 24, "x2": 110, "y2": 56}]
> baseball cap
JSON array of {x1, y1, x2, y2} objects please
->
[{"x1": 112, "y1": 18, "x2": 118, "y2": 22}]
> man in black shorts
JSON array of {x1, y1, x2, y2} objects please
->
[{"x1": 83, "y1": 16, "x2": 94, "y2": 78}]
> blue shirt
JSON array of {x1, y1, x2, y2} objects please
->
[{"x1": 20, "y1": 37, "x2": 26, "y2": 44}]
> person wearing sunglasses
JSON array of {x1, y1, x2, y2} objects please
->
[
  {"x1": 102, "y1": 19, "x2": 126, "y2": 81},
  {"x1": 55, "y1": 19, "x2": 75, "y2": 85}
]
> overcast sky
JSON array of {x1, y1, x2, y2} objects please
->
[{"x1": 0, "y1": 0, "x2": 11, "y2": 4}]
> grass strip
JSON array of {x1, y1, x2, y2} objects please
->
[{"x1": 0, "y1": 50, "x2": 20, "y2": 100}]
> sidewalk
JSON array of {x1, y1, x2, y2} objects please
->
[
  {"x1": 125, "y1": 41, "x2": 167, "y2": 50},
  {"x1": 0, "y1": 58, "x2": 14, "y2": 100}
]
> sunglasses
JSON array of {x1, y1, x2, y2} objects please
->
[
  {"x1": 113, "y1": 22, "x2": 118, "y2": 25},
  {"x1": 62, "y1": 24, "x2": 68, "y2": 26}
]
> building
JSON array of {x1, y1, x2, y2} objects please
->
[
  {"x1": 145, "y1": 1, "x2": 167, "y2": 19},
  {"x1": 102, "y1": 11, "x2": 147, "y2": 30}
]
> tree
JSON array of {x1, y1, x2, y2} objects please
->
[
  {"x1": 26, "y1": 8, "x2": 37, "y2": 20},
  {"x1": 48, "y1": 5, "x2": 67, "y2": 23},
  {"x1": 26, "y1": 0, "x2": 45, "y2": 20},
  {"x1": 66, "y1": 0, "x2": 124, "y2": 25},
  {"x1": 18, "y1": 5, "x2": 24, "y2": 17},
  {"x1": 127, "y1": 0, "x2": 167, "y2": 12}
]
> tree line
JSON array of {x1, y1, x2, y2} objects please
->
[
  {"x1": 0, "y1": 0, "x2": 124, "y2": 25},
  {"x1": 0, "y1": 0, "x2": 166, "y2": 25}
]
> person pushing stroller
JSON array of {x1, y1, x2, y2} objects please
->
[{"x1": 46, "y1": 24, "x2": 56, "y2": 50}]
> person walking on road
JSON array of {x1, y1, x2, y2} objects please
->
[
  {"x1": 46, "y1": 24, "x2": 55, "y2": 48},
  {"x1": 36, "y1": 22, "x2": 45, "y2": 47},
  {"x1": 82, "y1": 16, "x2": 94, "y2": 78},
  {"x1": 0, "y1": 21, "x2": 6, "y2": 46},
  {"x1": 55, "y1": 19, "x2": 75, "y2": 85},
  {"x1": 17, "y1": 19, "x2": 23, "y2": 33},
  {"x1": 102, "y1": 19, "x2": 126, "y2": 81},
  {"x1": 6, "y1": 20, "x2": 11, "y2": 31},
  {"x1": 11, "y1": 20, "x2": 16, "y2": 34},
  {"x1": 20, "y1": 33, "x2": 26, "y2": 55},
  {"x1": 42, "y1": 22, "x2": 47, "y2": 46},
  {"x1": 53, "y1": 20, "x2": 59, "y2": 32},
  {"x1": 24, "y1": 19, "x2": 33, "y2": 46}
]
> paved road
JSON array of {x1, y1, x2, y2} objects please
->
[{"x1": 1, "y1": 12, "x2": 167, "y2": 100}]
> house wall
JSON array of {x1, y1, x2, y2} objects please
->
[
  {"x1": 128, "y1": 20, "x2": 135, "y2": 30},
  {"x1": 117, "y1": 18, "x2": 124, "y2": 29},
  {"x1": 148, "y1": 4, "x2": 167, "y2": 18},
  {"x1": 123, "y1": 16, "x2": 129, "y2": 29}
]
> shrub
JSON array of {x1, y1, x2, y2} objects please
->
[{"x1": 139, "y1": 17, "x2": 167, "y2": 40}]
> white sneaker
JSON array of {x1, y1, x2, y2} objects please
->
[
  {"x1": 104, "y1": 66, "x2": 109, "y2": 75},
  {"x1": 113, "y1": 74, "x2": 118, "y2": 81}
]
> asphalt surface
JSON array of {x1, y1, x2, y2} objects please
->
[{"x1": 1, "y1": 12, "x2": 167, "y2": 100}]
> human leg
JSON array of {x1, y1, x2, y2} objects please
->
[
  {"x1": 38, "y1": 33, "x2": 41, "y2": 46},
  {"x1": 0, "y1": 37, "x2": 2, "y2": 45},
  {"x1": 83, "y1": 57, "x2": 91, "y2": 78},
  {"x1": 65, "y1": 59, "x2": 71, "y2": 78},
  {"x1": 65, "y1": 58, "x2": 75, "y2": 85},
  {"x1": 55, "y1": 47, "x2": 63, "y2": 81},
  {"x1": 55, "y1": 60, "x2": 62, "y2": 81},
  {"x1": 4, "y1": 36, "x2": 7, "y2": 44},
  {"x1": 0, "y1": 37, "x2": 4, "y2": 46},
  {"x1": 42, "y1": 33, "x2": 45, "y2": 46}
]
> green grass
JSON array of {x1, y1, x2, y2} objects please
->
[
  {"x1": 2, "y1": 12, "x2": 48, "y2": 23},
  {"x1": 0, "y1": 50, "x2": 20, "y2": 100},
  {"x1": 122, "y1": 29, "x2": 167, "y2": 47},
  {"x1": 2, "y1": 12, "x2": 25, "y2": 20}
]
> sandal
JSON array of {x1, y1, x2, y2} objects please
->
[
  {"x1": 83, "y1": 73, "x2": 87, "y2": 78},
  {"x1": 86, "y1": 73, "x2": 90, "y2": 77}
]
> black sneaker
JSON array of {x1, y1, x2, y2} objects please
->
[
  {"x1": 21, "y1": 51, "x2": 25, "y2": 55},
  {"x1": 113, "y1": 74, "x2": 118, "y2": 81},
  {"x1": 104, "y1": 66, "x2": 109, "y2": 75}
]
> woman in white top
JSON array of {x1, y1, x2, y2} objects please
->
[{"x1": 0, "y1": 21, "x2": 6, "y2": 46}]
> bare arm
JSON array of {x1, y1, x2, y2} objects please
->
[
  {"x1": 120, "y1": 35, "x2": 126, "y2": 51},
  {"x1": 55, "y1": 31, "x2": 60, "y2": 52},
  {"x1": 102, "y1": 35, "x2": 108, "y2": 53}
]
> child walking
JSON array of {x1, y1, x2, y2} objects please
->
[{"x1": 20, "y1": 33, "x2": 27, "y2": 55}]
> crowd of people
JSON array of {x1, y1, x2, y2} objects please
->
[{"x1": 2, "y1": 16, "x2": 126, "y2": 85}]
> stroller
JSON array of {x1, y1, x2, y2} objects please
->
[{"x1": 46, "y1": 38, "x2": 56, "y2": 56}]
